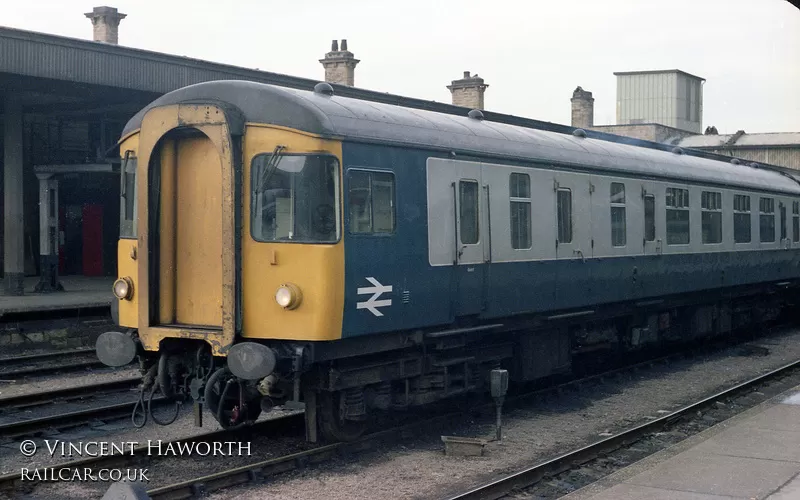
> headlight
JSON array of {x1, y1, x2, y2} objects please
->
[
  {"x1": 113, "y1": 277, "x2": 133, "y2": 300},
  {"x1": 275, "y1": 283, "x2": 302, "y2": 310}
]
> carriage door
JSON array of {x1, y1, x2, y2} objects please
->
[
  {"x1": 426, "y1": 158, "x2": 488, "y2": 318},
  {"x1": 642, "y1": 183, "x2": 661, "y2": 255},
  {"x1": 554, "y1": 178, "x2": 582, "y2": 260},
  {"x1": 453, "y1": 164, "x2": 486, "y2": 316}
]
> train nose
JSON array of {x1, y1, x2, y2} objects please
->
[{"x1": 96, "y1": 331, "x2": 138, "y2": 367}]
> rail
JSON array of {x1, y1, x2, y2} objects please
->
[{"x1": 444, "y1": 358, "x2": 800, "y2": 500}]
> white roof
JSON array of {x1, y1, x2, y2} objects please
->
[{"x1": 679, "y1": 132, "x2": 800, "y2": 148}]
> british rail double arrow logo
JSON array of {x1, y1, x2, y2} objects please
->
[{"x1": 356, "y1": 277, "x2": 392, "y2": 317}]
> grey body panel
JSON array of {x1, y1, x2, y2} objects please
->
[
  {"x1": 428, "y1": 158, "x2": 798, "y2": 267},
  {"x1": 123, "y1": 80, "x2": 800, "y2": 196}
]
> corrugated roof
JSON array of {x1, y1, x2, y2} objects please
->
[
  {"x1": 1, "y1": 24, "x2": 792, "y2": 173},
  {"x1": 123, "y1": 80, "x2": 800, "y2": 195},
  {"x1": 679, "y1": 132, "x2": 800, "y2": 148}
]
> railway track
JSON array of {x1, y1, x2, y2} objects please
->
[
  {"x1": 445, "y1": 358, "x2": 800, "y2": 500},
  {"x1": 0, "y1": 377, "x2": 140, "y2": 411},
  {"x1": 0, "y1": 392, "x2": 167, "y2": 440},
  {"x1": 4, "y1": 333, "x2": 793, "y2": 500},
  {"x1": 146, "y1": 356, "x2": 800, "y2": 500},
  {"x1": 0, "y1": 347, "x2": 107, "y2": 379}
]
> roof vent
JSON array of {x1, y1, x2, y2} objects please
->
[
  {"x1": 672, "y1": 147, "x2": 684, "y2": 155},
  {"x1": 468, "y1": 109, "x2": 484, "y2": 120},
  {"x1": 572, "y1": 128, "x2": 587, "y2": 138},
  {"x1": 314, "y1": 82, "x2": 334, "y2": 96},
  {"x1": 730, "y1": 158, "x2": 741, "y2": 165}
]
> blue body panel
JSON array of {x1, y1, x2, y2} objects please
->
[{"x1": 340, "y1": 142, "x2": 800, "y2": 338}]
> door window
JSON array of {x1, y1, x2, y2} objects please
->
[
  {"x1": 557, "y1": 188, "x2": 572, "y2": 244},
  {"x1": 644, "y1": 194, "x2": 656, "y2": 242},
  {"x1": 459, "y1": 180, "x2": 479, "y2": 245}
]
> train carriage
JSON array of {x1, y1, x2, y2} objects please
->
[{"x1": 97, "y1": 80, "x2": 800, "y2": 441}]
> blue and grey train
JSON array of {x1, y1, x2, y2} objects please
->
[{"x1": 96, "y1": 80, "x2": 800, "y2": 441}]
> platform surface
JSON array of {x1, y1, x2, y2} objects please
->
[
  {"x1": 0, "y1": 276, "x2": 113, "y2": 315},
  {"x1": 564, "y1": 385, "x2": 800, "y2": 500}
]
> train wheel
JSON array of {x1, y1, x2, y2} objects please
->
[
  {"x1": 204, "y1": 367, "x2": 262, "y2": 428},
  {"x1": 318, "y1": 390, "x2": 367, "y2": 442}
]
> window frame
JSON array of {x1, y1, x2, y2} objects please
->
[
  {"x1": 249, "y1": 152, "x2": 342, "y2": 244},
  {"x1": 610, "y1": 182, "x2": 627, "y2": 247},
  {"x1": 759, "y1": 196, "x2": 776, "y2": 243},
  {"x1": 779, "y1": 201, "x2": 787, "y2": 242},
  {"x1": 509, "y1": 172, "x2": 532, "y2": 250},
  {"x1": 665, "y1": 187, "x2": 690, "y2": 246},
  {"x1": 346, "y1": 167, "x2": 397, "y2": 237},
  {"x1": 644, "y1": 194, "x2": 656, "y2": 243},
  {"x1": 459, "y1": 179, "x2": 480, "y2": 245},
  {"x1": 119, "y1": 152, "x2": 138, "y2": 240},
  {"x1": 792, "y1": 201, "x2": 799, "y2": 243},
  {"x1": 700, "y1": 190, "x2": 722, "y2": 245},
  {"x1": 556, "y1": 187, "x2": 573, "y2": 244},
  {"x1": 733, "y1": 194, "x2": 752, "y2": 244}
]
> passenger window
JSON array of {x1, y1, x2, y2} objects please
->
[
  {"x1": 666, "y1": 187, "x2": 690, "y2": 245},
  {"x1": 348, "y1": 170, "x2": 395, "y2": 234},
  {"x1": 644, "y1": 195, "x2": 655, "y2": 242},
  {"x1": 610, "y1": 182, "x2": 626, "y2": 247},
  {"x1": 459, "y1": 180, "x2": 479, "y2": 244},
  {"x1": 701, "y1": 191, "x2": 722, "y2": 244},
  {"x1": 509, "y1": 173, "x2": 531, "y2": 249},
  {"x1": 733, "y1": 194, "x2": 751, "y2": 243},
  {"x1": 759, "y1": 197, "x2": 775, "y2": 242},
  {"x1": 557, "y1": 188, "x2": 572, "y2": 244},
  {"x1": 793, "y1": 201, "x2": 799, "y2": 243}
]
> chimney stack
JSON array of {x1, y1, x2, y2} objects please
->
[
  {"x1": 84, "y1": 6, "x2": 126, "y2": 44},
  {"x1": 320, "y1": 39, "x2": 360, "y2": 87},
  {"x1": 447, "y1": 71, "x2": 489, "y2": 110},
  {"x1": 570, "y1": 86, "x2": 594, "y2": 129}
]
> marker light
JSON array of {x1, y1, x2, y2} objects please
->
[
  {"x1": 275, "y1": 283, "x2": 302, "y2": 310},
  {"x1": 113, "y1": 277, "x2": 133, "y2": 300}
]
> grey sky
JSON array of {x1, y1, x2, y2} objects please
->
[{"x1": 3, "y1": 0, "x2": 798, "y2": 134}]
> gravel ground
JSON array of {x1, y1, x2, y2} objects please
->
[
  {"x1": 5, "y1": 328, "x2": 800, "y2": 500},
  {"x1": 200, "y1": 328, "x2": 800, "y2": 500}
]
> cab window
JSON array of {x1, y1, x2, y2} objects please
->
[{"x1": 251, "y1": 153, "x2": 340, "y2": 243}]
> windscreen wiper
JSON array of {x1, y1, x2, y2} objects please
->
[{"x1": 256, "y1": 144, "x2": 286, "y2": 193}]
